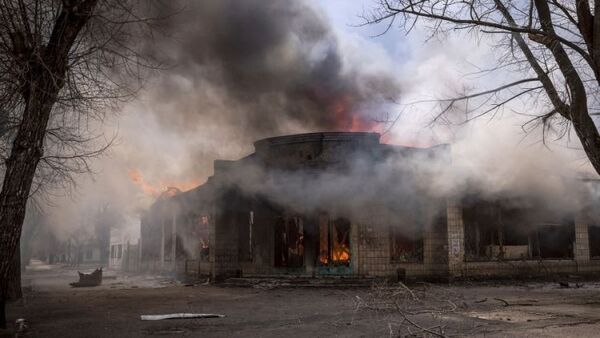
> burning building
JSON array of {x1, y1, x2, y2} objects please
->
[{"x1": 139, "y1": 132, "x2": 600, "y2": 280}]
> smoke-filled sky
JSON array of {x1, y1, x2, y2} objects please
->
[{"x1": 41, "y1": 0, "x2": 596, "y2": 241}]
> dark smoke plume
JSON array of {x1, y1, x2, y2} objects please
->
[
  {"x1": 145, "y1": 0, "x2": 400, "y2": 138},
  {"x1": 34, "y1": 0, "x2": 402, "y2": 241}
]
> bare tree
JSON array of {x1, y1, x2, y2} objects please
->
[
  {"x1": 366, "y1": 1, "x2": 600, "y2": 174},
  {"x1": 0, "y1": 0, "x2": 159, "y2": 327}
]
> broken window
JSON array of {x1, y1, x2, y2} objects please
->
[
  {"x1": 389, "y1": 209, "x2": 424, "y2": 263},
  {"x1": 390, "y1": 228, "x2": 423, "y2": 263},
  {"x1": 430, "y1": 208, "x2": 449, "y2": 264},
  {"x1": 197, "y1": 215, "x2": 210, "y2": 262},
  {"x1": 117, "y1": 244, "x2": 122, "y2": 259},
  {"x1": 110, "y1": 245, "x2": 115, "y2": 259},
  {"x1": 532, "y1": 223, "x2": 574, "y2": 259},
  {"x1": 318, "y1": 216, "x2": 351, "y2": 266},
  {"x1": 274, "y1": 216, "x2": 305, "y2": 268},
  {"x1": 464, "y1": 200, "x2": 576, "y2": 261},
  {"x1": 589, "y1": 225, "x2": 600, "y2": 259},
  {"x1": 319, "y1": 214, "x2": 328, "y2": 265},
  {"x1": 464, "y1": 202, "x2": 530, "y2": 261}
]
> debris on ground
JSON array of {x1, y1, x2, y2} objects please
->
[
  {"x1": 69, "y1": 268, "x2": 103, "y2": 287},
  {"x1": 354, "y1": 281, "x2": 467, "y2": 337},
  {"x1": 15, "y1": 318, "x2": 27, "y2": 335},
  {"x1": 253, "y1": 280, "x2": 288, "y2": 290},
  {"x1": 140, "y1": 313, "x2": 225, "y2": 321},
  {"x1": 181, "y1": 277, "x2": 211, "y2": 287},
  {"x1": 558, "y1": 281, "x2": 584, "y2": 288},
  {"x1": 493, "y1": 298, "x2": 510, "y2": 307}
]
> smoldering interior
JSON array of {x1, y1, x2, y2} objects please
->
[{"x1": 127, "y1": 132, "x2": 600, "y2": 281}]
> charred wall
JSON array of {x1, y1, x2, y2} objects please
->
[{"x1": 138, "y1": 132, "x2": 600, "y2": 281}]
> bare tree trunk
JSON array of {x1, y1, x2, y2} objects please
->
[
  {"x1": 0, "y1": 1, "x2": 99, "y2": 327},
  {"x1": 0, "y1": 89, "x2": 54, "y2": 327},
  {"x1": 532, "y1": 0, "x2": 600, "y2": 175},
  {"x1": 0, "y1": 249, "x2": 23, "y2": 329},
  {"x1": 571, "y1": 109, "x2": 600, "y2": 174},
  {"x1": 7, "y1": 249, "x2": 22, "y2": 302},
  {"x1": 0, "y1": 298, "x2": 5, "y2": 330}
]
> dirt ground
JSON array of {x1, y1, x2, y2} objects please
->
[{"x1": 5, "y1": 263, "x2": 600, "y2": 337}]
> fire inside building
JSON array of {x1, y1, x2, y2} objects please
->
[{"x1": 139, "y1": 132, "x2": 600, "y2": 280}]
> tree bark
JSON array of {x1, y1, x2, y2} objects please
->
[
  {"x1": 0, "y1": 85, "x2": 53, "y2": 324},
  {"x1": 0, "y1": 0, "x2": 99, "y2": 328},
  {"x1": 0, "y1": 298, "x2": 5, "y2": 330},
  {"x1": 7, "y1": 249, "x2": 22, "y2": 301},
  {"x1": 533, "y1": 0, "x2": 600, "y2": 174}
]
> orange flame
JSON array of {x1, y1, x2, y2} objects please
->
[
  {"x1": 319, "y1": 245, "x2": 350, "y2": 265},
  {"x1": 128, "y1": 169, "x2": 202, "y2": 198},
  {"x1": 128, "y1": 169, "x2": 158, "y2": 196},
  {"x1": 329, "y1": 95, "x2": 379, "y2": 132},
  {"x1": 320, "y1": 255, "x2": 328, "y2": 265},
  {"x1": 332, "y1": 244, "x2": 350, "y2": 262}
]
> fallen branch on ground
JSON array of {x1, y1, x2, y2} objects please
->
[
  {"x1": 493, "y1": 298, "x2": 509, "y2": 307},
  {"x1": 355, "y1": 281, "x2": 462, "y2": 337}
]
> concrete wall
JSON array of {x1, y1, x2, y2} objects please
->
[
  {"x1": 211, "y1": 192, "x2": 244, "y2": 280},
  {"x1": 352, "y1": 203, "x2": 450, "y2": 279},
  {"x1": 144, "y1": 194, "x2": 600, "y2": 280},
  {"x1": 141, "y1": 132, "x2": 600, "y2": 280}
]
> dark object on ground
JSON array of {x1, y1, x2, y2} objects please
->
[
  {"x1": 70, "y1": 268, "x2": 102, "y2": 287},
  {"x1": 140, "y1": 313, "x2": 225, "y2": 321},
  {"x1": 493, "y1": 298, "x2": 510, "y2": 306},
  {"x1": 559, "y1": 281, "x2": 584, "y2": 289},
  {"x1": 15, "y1": 318, "x2": 26, "y2": 334}
]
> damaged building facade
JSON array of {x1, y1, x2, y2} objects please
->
[{"x1": 139, "y1": 132, "x2": 600, "y2": 280}]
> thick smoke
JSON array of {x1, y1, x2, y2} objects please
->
[
  {"x1": 219, "y1": 121, "x2": 596, "y2": 231},
  {"x1": 145, "y1": 0, "x2": 399, "y2": 137},
  {"x1": 113, "y1": 0, "x2": 402, "y2": 199},
  {"x1": 29, "y1": 0, "x2": 600, "y2": 254},
  {"x1": 33, "y1": 0, "x2": 401, "y2": 243}
]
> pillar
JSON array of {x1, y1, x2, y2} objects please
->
[
  {"x1": 138, "y1": 221, "x2": 143, "y2": 272},
  {"x1": 171, "y1": 213, "x2": 177, "y2": 272},
  {"x1": 574, "y1": 216, "x2": 590, "y2": 264},
  {"x1": 446, "y1": 199, "x2": 465, "y2": 278},
  {"x1": 160, "y1": 219, "x2": 165, "y2": 270}
]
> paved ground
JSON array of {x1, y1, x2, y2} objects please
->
[{"x1": 4, "y1": 263, "x2": 600, "y2": 337}]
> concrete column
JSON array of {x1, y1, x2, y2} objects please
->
[
  {"x1": 160, "y1": 219, "x2": 165, "y2": 270},
  {"x1": 350, "y1": 221, "x2": 360, "y2": 276},
  {"x1": 124, "y1": 241, "x2": 130, "y2": 271},
  {"x1": 138, "y1": 222, "x2": 143, "y2": 272},
  {"x1": 574, "y1": 216, "x2": 590, "y2": 263},
  {"x1": 171, "y1": 213, "x2": 177, "y2": 272},
  {"x1": 209, "y1": 208, "x2": 216, "y2": 278},
  {"x1": 446, "y1": 199, "x2": 465, "y2": 278}
]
